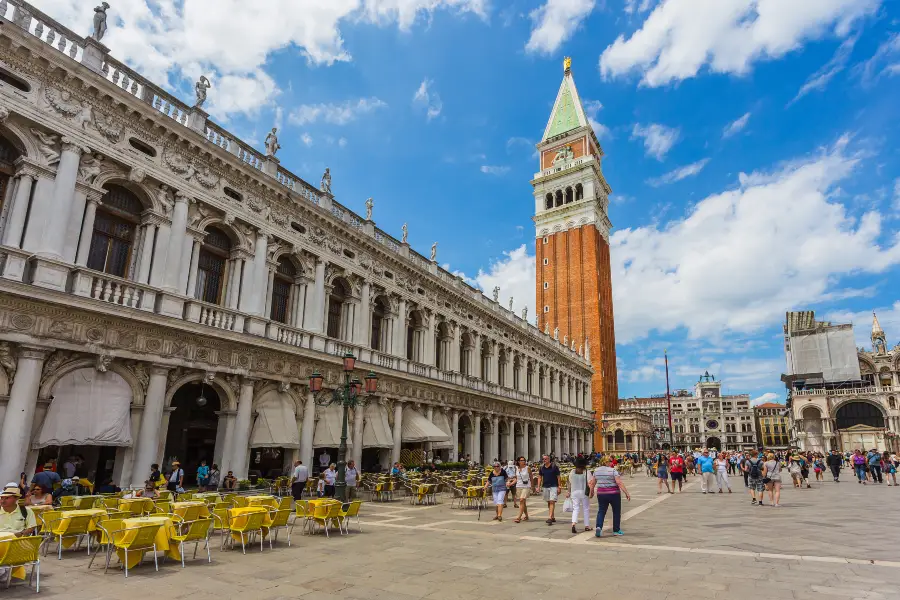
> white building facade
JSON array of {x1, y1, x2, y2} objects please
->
[
  {"x1": 617, "y1": 396, "x2": 672, "y2": 448},
  {"x1": 0, "y1": 2, "x2": 594, "y2": 486},
  {"x1": 785, "y1": 311, "x2": 900, "y2": 453},
  {"x1": 670, "y1": 375, "x2": 757, "y2": 451}
]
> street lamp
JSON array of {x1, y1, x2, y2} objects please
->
[{"x1": 308, "y1": 352, "x2": 378, "y2": 502}]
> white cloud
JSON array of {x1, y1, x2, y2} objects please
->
[
  {"x1": 29, "y1": 0, "x2": 484, "y2": 118},
  {"x1": 722, "y1": 112, "x2": 751, "y2": 139},
  {"x1": 526, "y1": 0, "x2": 596, "y2": 54},
  {"x1": 626, "y1": 364, "x2": 663, "y2": 383},
  {"x1": 631, "y1": 123, "x2": 680, "y2": 160},
  {"x1": 894, "y1": 178, "x2": 900, "y2": 210},
  {"x1": 612, "y1": 134, "x2": 900, "y2": 344},
  {"x1": 750, "y1": 392, "x2": 780, "y2": 407},
  {"x1": 301, "y1": 133, "x2": 313, "y2": 147},
  {"x1": 584, "y1": 99, "x2": 612, "y2": 139},
  {"x1": 413, "y1": 79, "x2": 443, "y2": 121},
  {"x1": 826, "y1": 302, "x2": 900, "y2": 349},
  {"x1": 338, "y1": 137, "x2": 348, "y2": 148},
  {"x1": 599, "y1": 0, "x2": 880, "y2": 87},
  {"x1": 646, "y1": 158, "x2": 709, "y2": 187},
  {"x1": 480, "y1": 165, "x2": 511, "y2": 175},
  {"x1": 473, "y1": 245, "x2": 536, "y2": 321},
  {"x1": 860, "y1": 32, "x2": 900, "y2": 84},
  {"x1": 288, "y1": 98, "x2": 387, "y2": 126},
  {"x1": 625, "y1": 0, "x2": 655, "y2": 15},
  {"x1": 791, "y1": 35, "x2": 857, "y2": 104}
]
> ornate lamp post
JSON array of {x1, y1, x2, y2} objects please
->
[{"x1": 308, "y1": 353, "x2": 378, "y2": 502}]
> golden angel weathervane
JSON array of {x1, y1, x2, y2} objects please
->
[{"x1": 564, "y1": 56, "x2": 572, "y2": 73}]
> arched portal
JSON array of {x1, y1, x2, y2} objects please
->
[
  {"x1": 835, "y1": 401, "x2": 885, "y2": 430},
  {"x1": 164, "y1": 382, "x2": 221, "y2": 485},
  {"x1": 706, "y1": 437, "x2": 722, "y2": 451}
]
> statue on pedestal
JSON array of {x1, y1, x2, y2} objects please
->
[
  {"x1": 492, "y1": 286, "x2": 500, "y2": 303},
  {"x1": 401, "y1": 223, "x2": 408, "y2": 244},
  {"x1": 194, "y1": 76, "x2": 211, "y2": 109},
  {"x1": 92, "y1": 2, "x2": 110, "y2": 42},
  {"x1": 430, "y1": 242, "x2": 438, "y2": 262},
  {"x1": 522, "y1": 306, "x2": 528, "y2": 321},
  {"x1": 365, "y1": 197, "x2": 373, "y2": 221},
  {"x1": 320, "y1": 168, "x2": 332, "y2": 194},
  {"x1": 264, "y1": 127, "x2": 280, "y2": 157}
]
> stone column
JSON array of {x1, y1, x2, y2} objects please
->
[
  {"x1": 162, "y1": 192, "x2": 190, "y2": 291},
  {"x1": 355, "y1": 280, "x2": 371, "y2": 346},
  {"x1": 264, "y1": 266, "x2": 276, "y2": 319},
  {"x1": 451, "y1": 323, "x2": 461, "y2": 372},
  {"x1": 505, "y1": 420, "x2": 515, "y2": 461},
  {"x1": 177, "y1": 233, "x2": 193, "y2": 295},
  {"x1": 300, "y1": 390, "x2": 316, "y2": 468},
  {"x1": 473, "y1": 414, "x2": 482, "y2": 465},
  {"x1": 352, "y1": 402, "x2": 365, "y2": 468},
  {"x1": 74, "y1": 197, "x2": 101, "y2": 266},
  {"x1": 306, "y1": 260, "x2": 326, "y2": 333},
  {"x1": 130, "y1": 366, "x2": 169, "y2": 487},
  {"x1": 185, "y1": 237, "x2": 202, "y2": 298},
  {"x1": 0, "y1": 347, "x2": 49, "y2": 483},
  {"x1": 425, "y1": 311, "x2": 435, "y2": 366},
  {"x1": 473, "y1": 333, "x2": 482, "y2": 380},
  {"x1": 38, "y1": 140, "x2": 83, "y2": 258},
  {"x1": 251, "y1": 231, "x2": 269, "y2": 315},
  {"x1": 135, "y1": 223, "x2": 155, "y2": 284},
  {"x1": 230, "y1": 379, "x2": 255, "y2": 478},
  {"x1": 394, "y1": 298, "x2": 408, "y2": 359},
  {"x1": 391, "y1": 401, "x2": 403, "y2": 466},
  {"x1": 491, "y1": 415, "x2": 499, "y2": 462},
  {"x1": 450, "y1": 410, "x2": 459, "y2": 462},
  {"x1": 530, "y1": 423, "x2": 539, "y2": 461},
  {"x1": 228, "y1": 256, "x2": 245, "y2": 310},
  {"x1": 2, "y1": 174, "x2": 33, "y2": 248},
  {"x1": 553, "y1": 426, "x2": 561, "y2": 457},
  {"x1": 148, "y1": 221, "x2": 172, "y2": 288}
]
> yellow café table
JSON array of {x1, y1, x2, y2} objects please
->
[
  {"x1": 172, "y1": 501, "x2": 210, "y2": 521},
  {"x1": 245, "y1": 495, "x2": 277, "y2": 508},
  {"x1": 118, "y1": 498, "x2": 153, "y2": 515},
  {"x1": 116, "y1": 516, "x2": 178, "y2": 569},
  {"x1": 55, "y1": 508, "x2": 105, "y2": 548},
  {"x1": 227, "y1": 506, "x2": 273, "y2": 542}
]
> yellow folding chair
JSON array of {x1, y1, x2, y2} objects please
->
[
  {"x1": 44, "y1": 514, "x2": 94, "y2": 559},
  {"x1": 169, "y1": 518, "x2": 213, "y2": 567},
  {"x1": 338, "y1": 500, "x2": 363, "y2": 534},
  {"x1": 309, "y1": 503, "x2": 343, "y2": 537},
  {"x1": 87, "y1": 518, "x2": 125, "y2": 570},
  {"x1": 289, "y1": 501, "x2": 311, "y2": 538},
  {"x1": 210, "y1": 508, "x2": 231, "y2": 550},
  {"x1": 103, "y1": 497, "x2": 120, "y2": 510},
  {"x1": 153, "y1": 501, "x2": 173, "y2": 515},
  {"x1": 58, "y1": 496, "x2": 75, "y2": 509},
  {"x1": 267, "y1": 507, "x2": 293, "y2": 547},
  {"x1": 72, "y1": 497, "x2": 98, "y2": 510},
  {"x1": 0, "y1": 536, "x2": 42, "y2": 592},
  {"x1": 227, "y1": 511, "x2": 266, "y2": 554},
  {"x1": 107, "y1": 523, "x2": 163, "y2": 577},
  {"x1": 231, "y1": 496, "x2": 249, "y2": 508}
]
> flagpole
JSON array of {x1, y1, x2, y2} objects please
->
[{"x1": 665, "y1": 350, "x2": 674, "y2": 450}]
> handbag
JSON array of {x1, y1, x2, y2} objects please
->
[
  {"x1": 562, "y1": 497, "x2": 573, "y2": 513},
  {"x1": 175, "y1": 486, "x2": 185, "y2": 494}
]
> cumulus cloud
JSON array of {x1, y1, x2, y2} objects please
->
[
  {"x1": 526, "y1": 0, "x2": 597, "y2": 54},
  {"x1": 599, "y1": 0, "x2": 880, "y2": 87},
  {"x1": 413, "y1": 79, "x2": 443, "y2": 121},
  {"x1": 750, "y1": 392, "x2": 780, "y2": 407},
  {"x1": 288, "y1": 98, "x2": 387, "y2": 125},
  {"x1": 301, "y1": 133, "x2": 313, "y2": 147},
  {"x1": 30, "y1": 0, "x2": 485, "y2": 118},
  {"x1": 584, "y1": 99, "x2": 611, "y2": 139},
  {"x1": 473, "y1": 245, "x2": 536, "y2": 321},
  {"x1": 722, "y1": 112, "x2": 751, "y2": 139},
  {"x1": 631, "y1": 123, "x2": 680, "y2": 160},
  {"x1": 480, "y1": 165, "x2": 511, "y2": 175},
  {"x1": 646, "y1": 158, "x2": 709, "y2": 187}
]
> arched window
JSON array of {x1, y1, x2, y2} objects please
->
[
  {"x1": 575, "y1": 183, "x2": 583, "y2": 201},
  {"x1": 87, "y1": 185, "x2": 143, "y2": 278},
  {"x1": 835, "y1": 402, "x2": 885, "y2": 430},
  {"x1": 544, "y1": 193, "x2": 553, "y2": 210},
  {"x1": 371, "y1": 296, "x2": 388, "y2": 351},
  {"x1": 196, "y1": 227, "x2": 231, "y2": 304},
  {"x1": 526, "y1": 361, "x2": 533, "y2": 394},
  {"x1": 406, "y1": 309, "x2": 425, "y2": 362},
  {"x1": 555, "y1": 190, "x2": 563, "y2": 207},
  {"x1": 270, "y1": 257, "x2": 296, "y2": 323},
  {"x1": 435, "y1": 321, "x2": 452, "y2": 370},
  {"x1": 460, "y1": 331, "x2": 473, "y2": 375},
  {"x1": 327, "y1": 278, "x2": 350, "y2": 340},
  {"x1": 565, "y1": 187, "x2": 573, "y2": 204},
  {"x1": 513, "y1": 355, "x2": 521, "y2": 391},
  {"x1": 890, "y1": 396, "x2": 897, "y2": 410}
]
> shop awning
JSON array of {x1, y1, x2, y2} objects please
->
[
  {"x1": 401, "y1": 406, "x2": 451, "y2": 443},
  {"x1": 250, "y1": 391, "x2": 300, "y2": 449},
  {"x1": 430, "y1": 411, "x2": 454, "y2": 448},
  {"x1": 362, "y1": 403, "x2": 393, "y2": 449},
  {"x1": 313, "y1": 404, "x2": 352, "y2": 448},
  {"x1": 34, "y1": 368, "x2": 133, "y2": 448}
]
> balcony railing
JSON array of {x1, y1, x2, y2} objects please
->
[
  {"x1": 184, "y1": 300, "x2": 245, "y2": 332},
  {"x1": 793, "y1": 385, "x2": 894, "y2": 396},
  {"x1": 70, "y1": 269, "x2": 155, "y2": 311}
]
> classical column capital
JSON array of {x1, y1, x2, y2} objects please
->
[
  {"x1": 60, "y1": 137, "x2": 86, "y2": 156},
  {"x1": 174, "y1": 191, "x2": 195, "y2": 204},
  {"x1": 148, "y1": 365, "x2": 171, "y2": 377},
  {"x1": 17, "y1": 346, "x2": 53, "y2": 361}
]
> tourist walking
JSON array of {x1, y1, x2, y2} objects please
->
[
  {"x1": 744, "y1": 449, "x2": 766, "y2": 505},
  {"x1": 715, "y1": 452, "x2": 732, "y2": 493},
  {"x1": 655, "y1": 451, "x2": 671, "y2": 494},
  {"x1": 345, "y1": 460, "x2": 359, "y2": 499},
  {"x1": 566, "y1": 457, "x2": 592, "y2": 533},
  {"x1": 504, "y1": 460, "x2": 517, "y2": 508},
  {"x1": 538, "y1": 455, "x2": 561, "y2": 525},
  {"x1": 589, "y1": 456, "x2": 631, "y2": 537},
  {"x1": 697, "y1": 449, "x2": 716, "y2": 494},
  {"x1": 883, "y1": 451, "x2": 897, "y2": 486},
  {"x1": 485, "y1": 462, "x2": 509, "y2": 521},
  {"x1": 669, "y1": 451, "x2": 685, "y2": 493},
  {"x1": 291, "y1": 460, "x2": 308, "y2": 500},
  {"x1": 513, "y1": 457, "x2": 531, "y2": 523},
  {"x1": 788, "y1": 454, "x2": 805, "y2": 488},
  {"x1": 826, "y1": 450, "x2": 842, "y2": 482},
  {"x1": 852, "y1": 449, "x2": 867, "y2": 484},
  {"x1": 763, "y1": 452, "x2": 782, "y2": 507},
  {"x1": 867, "y1": 449, "x2": 883, "y2": 483},
  {"x1": 813, "y1": 455, "x2": 825, "y2": 482}
]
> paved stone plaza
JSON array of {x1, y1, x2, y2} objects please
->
[{"x1": 6, "y1": 473, "x2": 900, "y2": 600}]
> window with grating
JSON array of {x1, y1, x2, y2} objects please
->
[
  {"x1": 87, "y1": 212, "x2": 136, "y2": 278},
  {"x1": 196, "y1": 250, "x2": 226, "y2": 304}
]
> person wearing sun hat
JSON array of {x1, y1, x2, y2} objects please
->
[
  {"x1": 0, "y1": 483, "x2": 36, "y2": 537},
  {"x1": 167, "y1": 461, "x2": 185, "y2": 496}
]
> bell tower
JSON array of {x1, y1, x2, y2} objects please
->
[{"x1": 533, "y1": 58, "x2": 619, "y2": 432}]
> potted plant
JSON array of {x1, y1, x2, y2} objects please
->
[{"x1": 237, "y1": 479, "x2": 251, "y2": 491}]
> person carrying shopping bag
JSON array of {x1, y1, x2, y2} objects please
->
[{"x1": 566, "y1": 457, "x2": 591, "y2": 534}]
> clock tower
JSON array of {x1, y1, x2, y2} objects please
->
[{"x1": 533, "y1": 58, "x2": 619, "y2": 436}]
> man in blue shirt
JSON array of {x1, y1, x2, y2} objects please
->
[
  {"x1": 867, "y1": 449, "x2": 883, "y2": 484},
  {"x1": 696, "y1": 449, "x2": 717, "y2": 494}
]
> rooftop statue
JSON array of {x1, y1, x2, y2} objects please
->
[
  {"x1": 320, "y1": 168, "x2": 332, "y2": 194},
  {"x1": 401, "y1": 223, "x2": 408, "y2": 244},
  {"x1": 430, "y1": 242, "x2": 438, "y2": 261},
  {"x1": 264, "y1": 127, "x2": 280, "y2": 158},
  {"x1": 92, "y1": 2, "x2": 110, "y2": 42},
  {"x1": 194, "y1": 76, "x2": 211, "y2": 109},
  {"x1": 365, "y1": 197, "x2": 373, "y2": 221}
]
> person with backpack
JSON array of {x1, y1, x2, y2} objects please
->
[
  {"x1": 654, "y1": 450, "x2": 671, "y2": 495},
  {"x1": 743, "y1": 449, "x2": 766, "y2": 506}
]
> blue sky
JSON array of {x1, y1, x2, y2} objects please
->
[{"x1": 35, "y1": 0, "x2": 900, "y2": 404}]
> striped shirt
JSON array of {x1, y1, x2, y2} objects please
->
[{"x1": 592, "y1": 466, "x2": 621, "y2": 495}]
